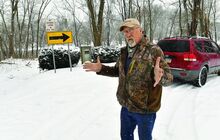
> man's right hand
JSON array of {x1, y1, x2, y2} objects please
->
[{"x1": 83, "y1": 56, "x2": 102, "y2": 72}]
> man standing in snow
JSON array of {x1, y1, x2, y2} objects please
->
[{"x1": 83, "y1": 18, "x2": 173, "y2": 140}]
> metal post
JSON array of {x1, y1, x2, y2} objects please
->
[
  {"x1": 52, "y1": 45, "x2": 56, "y2": 73},
  {"x1": 68, "y1": 44, "x2": 72, "y2": 71}
]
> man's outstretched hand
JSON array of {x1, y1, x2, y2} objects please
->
[
  {"x1": 154, "y1": 57, "x2": 164, "y2": 87},
  {"x1": 83, "y1": 57, "x2": 102, "y2": 72}
]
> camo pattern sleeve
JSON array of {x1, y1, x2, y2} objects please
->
[{"x1": 96, "y1": 59, "x2": 119, "y2": 77}]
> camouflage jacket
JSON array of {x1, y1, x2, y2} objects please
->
[{"x1": 97, "y1": 37, "x2": 173, "y2": 114}]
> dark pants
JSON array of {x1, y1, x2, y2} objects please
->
[{"x1": 120, "y1": 107, "x2": 156, "y2": 140}]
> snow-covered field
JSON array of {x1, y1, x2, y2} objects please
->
[{"x1": 0, "y1": 59, "x2": 220, "y2": 140}]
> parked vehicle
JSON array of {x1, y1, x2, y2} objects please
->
[{"x1": 157, "y1": 36, "x2": 220, "y2": 87}]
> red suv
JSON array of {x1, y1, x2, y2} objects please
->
[{"x1": 157, "y1": 36, "x2": 220, "y2": 87}]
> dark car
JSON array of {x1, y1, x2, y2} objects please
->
[{"x1": 157, "y1": 36, "x2": 220, "y2": 87}]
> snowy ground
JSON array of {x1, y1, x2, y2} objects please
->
[{"x1": 0, "y1": 59, "x2": 220, "y2": 140}]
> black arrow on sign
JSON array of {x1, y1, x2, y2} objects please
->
[{"x1": 49, "y1": 33, "x2": 70, "y2": 42}]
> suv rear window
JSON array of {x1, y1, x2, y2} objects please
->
[{"x1": 157, "y1": 40, "x2": 190, "y2": 52}]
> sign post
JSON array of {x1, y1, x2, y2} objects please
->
[
  {"x1": 68, "y1": 44, "x2": 72, "y2": 71},
  {"x1": 52, "y1": 45, "x2": 56, "y2": 73},
  {"x1": 46, "y1": 19, "x2": 56, "y2": 73}
]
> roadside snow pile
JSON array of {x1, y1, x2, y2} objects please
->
[
  {"x1": 38, "y1": 46, "x2": 80, "y2": 70},
  {"x1": 0, "y1": 59, "x2": 39, "y2": 81}
]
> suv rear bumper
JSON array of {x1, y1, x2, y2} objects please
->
[{"x1": 171, "y1": 68, "x2": 199, "y2": 81}]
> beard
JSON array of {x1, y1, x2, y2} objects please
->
[{"x1": 127, "y1": 38, "x2": 136, "y2": 47}]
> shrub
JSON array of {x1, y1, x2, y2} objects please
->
[
  {"x1": 91, "y1": 46, "x2": 120, "y2": 63},
  {"x1": 38, "y1": 46, "x2": 80, "y2": 70}
]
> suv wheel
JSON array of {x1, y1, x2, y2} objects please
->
[{"x1": 194, "y1": 66, "x2": 208, "y2": 87}]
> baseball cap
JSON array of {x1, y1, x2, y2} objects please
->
[{"x1": 119, "y1": 18, "x2": 141, "y2": 31}]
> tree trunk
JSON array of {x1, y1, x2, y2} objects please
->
[
  {"x1": 143, "y1": 1, "x2": 147, "y2": 34},
  {"x1": 128, "y1": 0, "x2": 132, "y2": 18},
  {"x1": 178, "y1": 0, "x2": 182, "y2": 36},
  {"x1": 36, "y1": 19, "x2": 40, "y2": 57},
  {"x1": 122, "y1": 0, "x2": 127, "y2": 20},
  {"x1": 9, "y1": 0, "x2": 19, "y2": 58},
  {"x1": 73, "y1": 17, "x2": 79, "y2": 46},
  {"x1": 0, "y1": 36, "x2": 6, "y2": 59},
  {"x1": 0, "y1": 8, "x2": 9, "y2": 58},
  {"x1": 169, "y1": 10, "x2": 178, "y2": 37},
  {"x1": 87, "y1": 0, "x2": 105, "y2": 47},
  {"x1": 190, "y1": 0, "x2": 201, "y2": 36},
  {"x1": 16, "y1": 1, "x2": 28, "y2": 58},
  {"x1": 31, "y1": 22, "x2": 35, "y2": 58},
  {"x1": 25, "y1": 1, "x2": 35, "y2": 58},
  {"x1": 213, "y1": 0, "x2": 217, "y2": 41},
  {"x1": 183, "y1": 0, "x2": 190, "y2": 36},
  {"x1": 147, "y1": 0, "x2": 153, "y2": 42},
  {"x1": 199, "y1": 0, "x2": 205, "y2": 36},
  {"x1": 106, "y1": 0, "x2": 111, "y2": 46},
  {"x1": 136, "y1": 0, "x2": 141, "y2": 23},
  {"x1": 36, "y1": 0, "x2": 52, "y2": 57}
]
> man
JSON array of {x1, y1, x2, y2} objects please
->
[{"x1": 83, "y1": 18, "x2": 173, "y2": 140}]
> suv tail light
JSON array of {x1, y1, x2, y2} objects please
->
[{"x1": 183, "y1": 53, "x2": 197, "y2": 61}]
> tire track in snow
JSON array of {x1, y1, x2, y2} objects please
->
[{"x1": 158, "y1": 83, "x2": 200, "y2": 140}]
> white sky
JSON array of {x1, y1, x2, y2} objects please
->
[{"x1": 0, "y1": 58, "x2": 220, "y2": 140}]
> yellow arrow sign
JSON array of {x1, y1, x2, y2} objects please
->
[{"x1": 47, "y1": 31, "x2": 73, "y2": 45}]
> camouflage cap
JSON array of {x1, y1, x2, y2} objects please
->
[{"x1": 119, "y1": 18, "x2": 141, "y2": 31}]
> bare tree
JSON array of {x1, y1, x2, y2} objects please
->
[
  {"x1": 128, "y1": 0, "x2": 133, "y2": 17},
  {"x1": 8, "y1": 0, "x2": 19, "y2": 57},
  {"x1": 169, "y1": 9, "x2": 178, "y2": 37},
  {"x1": 142, "y1": 1, "x2": 148, "y2": 33},
  {"x1": 182, "y1": 0, "x2": 215, "y2": 38},
  {"x1": 183, "y1": 0, "x2": 190, "y2": 36},
  {"x1": 86, "y1": 0, "x2": 105, "y2": 46},
  {"x1": 115, "y1": 0, "x2": 125, "y2": 20},
  {"x1": 25, "y1": 0, "x2": 36, "y2": 58},
  {"x1": 147, "y1": 0, "x2": 153, "y2": 42},
  {"x1": 122, "y1": 0, "x2": 127, "y2": 19},
  {"x1": 190, "y1": 0, "x2": 202, "y2": 36},
  {"x1": 178, "y1": 0, "x2": 182, "y2": 36},
  {"x1": 0, "y1": 1, "x2": 10, "y2": 58},
  {"x1": 105, "y1": 0, "x2": 111, "y2": 46},
  {"x1": 199, "y1": 0, "x2": 205, "y2": 36},
  {"x1": 36, "y1": 0, "x2": 52, "y2": 57},
  {"x1": 116, "y1": 0, "x2": 134, "y2": 20},
  {"x1": 136, "y1": 0, "x2": 141, "y2": 22},
  {"x1": 61, "y1": 0, "x2": 84, "y2": 47},
  {"x1": 31, "y1": 19, "x2": 35, "y2": 57},
  {"x1": 16, "y1": 0, "x2": 28, "y2": 58},
  {"x1": 212, "y1": 0, "x2": 217, "y2": 41},
  {"x1": 0, "y1": 35, "x2": 4, "y2": 60}
]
